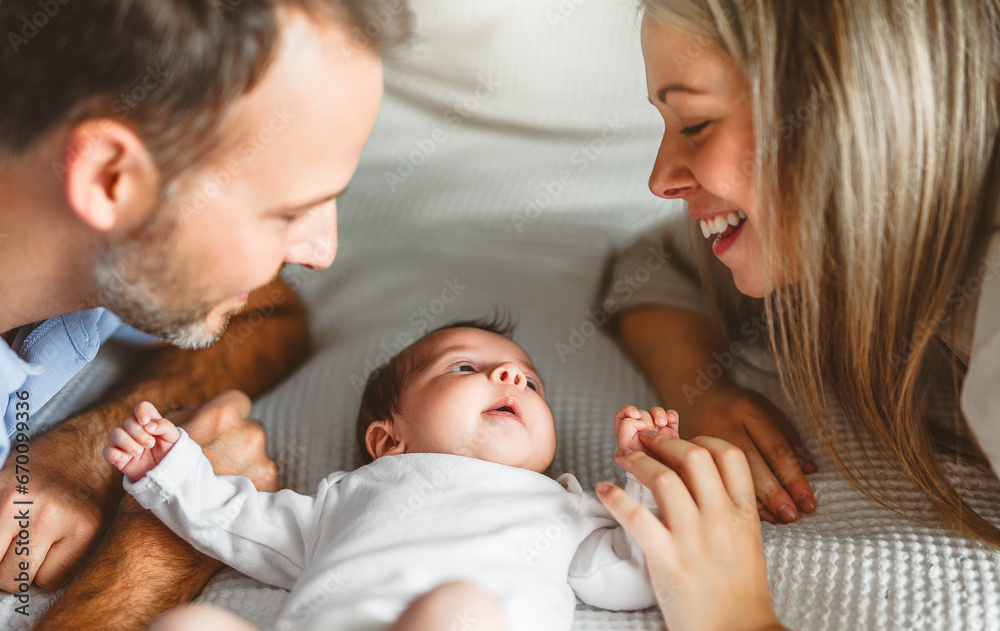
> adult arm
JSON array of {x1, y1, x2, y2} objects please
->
[
  {"x1": 610, "y1": 221, "x2": 815, "y2": 523},
  {"x1": 597, "y1": 431, "x2": 790, "y2": 631},
  {"x1": 0, "y1": 277, "x2": 307, "y2": 592},
  {"x1": 618, "y1": 307, "x2": 815, "y2": 523},
  {"x1": 30, "y1": 391, "x2": 281, "y2": 630}
]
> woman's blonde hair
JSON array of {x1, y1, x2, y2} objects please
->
[{"x1": 642, "y1": 0, "x2": 1000, "y2": 543}]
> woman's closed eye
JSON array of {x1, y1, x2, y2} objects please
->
[{"x1": 680, "y1": 121, "x2": 710, "y2": 136}]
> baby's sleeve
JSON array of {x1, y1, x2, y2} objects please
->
[
  {"x1": 567, "y1": 472, "x2": 660, "y2": 611},
  {"x1": 125, "y1": 428, "x2": 335, "y2": 590}
]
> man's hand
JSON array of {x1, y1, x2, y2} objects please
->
[
  {"x1": 180, "y1": 390, "x2": 277, "y2": 491},
  {"x1": 0, "y1": 421, "x2": 120, "y2": 591}
]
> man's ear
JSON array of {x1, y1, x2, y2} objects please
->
[
  {"x1": 365, "y1": 420, "x2": 406, "y2": 460},
  {"x1": 61, "y1": 119, "x2": 161, "y2": 233}
]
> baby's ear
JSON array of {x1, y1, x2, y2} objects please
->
[{"x1": 365, "y1": 421, "x2": 405, "y2": 460}]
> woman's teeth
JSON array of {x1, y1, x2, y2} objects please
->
[{"x1": 700, "y1": 211, "x2": 747, "y2": 239}]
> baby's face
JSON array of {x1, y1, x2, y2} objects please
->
[{"x1": 390, "y1": 328, "x2": 557, "y2": 473}]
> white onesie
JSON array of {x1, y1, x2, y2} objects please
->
[{"x1": 125, "y1": 429, "x2": 658, "y2": 631}]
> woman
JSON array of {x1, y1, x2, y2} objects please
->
[
  {"x1": 599, "y1": 0, "x2": 999, "y2": 628},
  {"x1": 614, "y1": 0, "x2": 1000, "y2": 529}
]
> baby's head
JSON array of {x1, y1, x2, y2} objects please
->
[{"x1": 356, "y1": 316, "x2": 556, "y2": 473}]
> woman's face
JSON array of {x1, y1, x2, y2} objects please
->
[{"x1": 641, "y1": 14, "x2": 771, "y2": 298}]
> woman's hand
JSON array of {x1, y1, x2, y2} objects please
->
[
  {"x1": 597, "y1": 431, "x2": 787, "y2": 631},
  {"x1": 685, "y1": 386, "x2": 816, "y2": 524},
  {"x1": 616, "y1": 307, "x2": 815, "y2": 524}
]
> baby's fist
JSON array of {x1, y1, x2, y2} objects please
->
[
  {"x1": 615, "y1": 405, "x2": 680, "y2": 453},
  {"x1": 102, "y1": 401, "x2": 181, "y2": 482}
]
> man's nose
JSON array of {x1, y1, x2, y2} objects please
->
[{"x1": 286, "y1": 204, "x2": 338, "y2": 270}]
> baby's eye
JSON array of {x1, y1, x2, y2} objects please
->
[
  {"x1": 451, "y1": 363, "x2": 476, "y2": 373},
  {"x1": 527, "y1": 378, "x2": 541, "y2": 393}
]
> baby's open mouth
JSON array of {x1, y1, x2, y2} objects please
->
[{"x1": 485, "y1": 397, "x2": 522, "y2": 421}]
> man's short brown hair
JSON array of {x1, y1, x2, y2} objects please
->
[{"x1": 0, "y1": 0, "x2": 412, "y2": 178}]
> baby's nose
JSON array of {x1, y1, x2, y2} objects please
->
[{"x1": 491, "y1": 363, "x2": 525, "y2": 387}]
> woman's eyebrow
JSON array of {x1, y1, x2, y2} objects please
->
[{"x1": 655, "y1": 84, "x2": 700, "y2": 103}]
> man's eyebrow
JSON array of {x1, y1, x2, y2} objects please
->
[
  {"x1": 654, "y1": 84, "x2": 700, "y2": 103},
  {"x1": 273, "y1": 186, "x2": 347, "y2": 214}
]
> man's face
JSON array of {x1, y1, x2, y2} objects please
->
[
  {"x1": 95, "y1": 9, "x2": 384, "y2": 348},
  {"x1": 390, "y1": 328, "x2": 558, "y2": 474}
]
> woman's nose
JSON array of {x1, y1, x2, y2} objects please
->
[{"x1": 649, "y1": 135, "x2": 698, "y2": 199}]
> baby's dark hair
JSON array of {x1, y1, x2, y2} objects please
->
[{"x1": 355, "y1": 311, "x2": 518, "y2": 464}]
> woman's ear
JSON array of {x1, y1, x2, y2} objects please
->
[
  {"x1": 61, "y1": 118, "x2": 161, "y2": 233},
  {"x1": 365, "y1": 420, "x2": 406, "y2": 460}
]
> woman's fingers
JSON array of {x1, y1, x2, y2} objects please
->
[
  {"x1": 757, "y1": 498, "x2": 779, "y2": 524},
  {"x1": 632, "y1": 431, "x2": 741, "y2": 511},
  {"x1": 687, "y1": 435, "x2": 756, "y2": 507},
  {"x1": 745, "y1": 419, "x2": 816, "y2": 519},
  {"x1": 739, "y1": 444, "x2": 799, "y2": 523},
  {"x1": 596, "y1": 481, "x2": 672, "y2": 557},
  {"x1": 614, "y1": 449, "x2": 698, "y2": 532}
]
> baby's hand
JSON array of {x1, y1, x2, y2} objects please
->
[
  {"x1": 614, "y1": 405, "x2": 679, "y2": 454},
  {"x1": 102, "y1": 401, "x2": 181, "y2": 482}
]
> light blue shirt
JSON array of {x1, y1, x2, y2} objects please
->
[{"x1": 1, "y1": 308, "x2": 157, "y2": 465}]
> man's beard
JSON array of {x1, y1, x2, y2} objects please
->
[{"x1": 92, "y1": 207, "x2": 237, "y2": 350}]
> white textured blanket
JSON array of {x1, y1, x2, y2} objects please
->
[{"x1": 4, "y1": 1, "x2": 1000, "y2": 630}]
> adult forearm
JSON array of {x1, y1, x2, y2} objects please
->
[
  {"x1": 32, "y1": 499, "x2": 222, "y2": 631},
  {"x1": 618, "y1": 306, "x2": 737, "y2": 416},
  {"x1": 0, "y1": 278, "x2": 305, "y2": 594},
  {"x1": 58, "y1": 277, "x2": 307, "y2": 489}
]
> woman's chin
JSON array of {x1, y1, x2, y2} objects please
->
[{"x1": 730, "y1": 268, "x2": 769, "y2": 299}]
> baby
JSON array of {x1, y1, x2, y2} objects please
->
[{"x1": 104, "y1": 317, "x2": 679, "y2": 631}]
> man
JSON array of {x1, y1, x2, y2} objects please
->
[{"x1": 0, "y1": 0, "x2": 410, "y2": 627}]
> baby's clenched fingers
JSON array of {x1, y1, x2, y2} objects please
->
[
  {"x1": 110, "y1": 426, "x2": 145, "y2": 459},
  {"x1": 123, "y1": 416, "x2": 155, "y2": 449},
  {"x1": 133, "y1": 401, "x2": 162, "y2": 425},
  {"x1": 145, "y1": 417, "x2": 181, "y2": 442},
  {"x1": 102, "y1": 445, "x2": 133, "y2": 469}
]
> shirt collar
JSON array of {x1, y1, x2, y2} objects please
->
[{"x1": 0, "y1": 337, "x2": 42, "y2": 400}]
